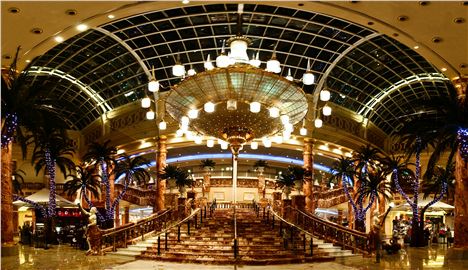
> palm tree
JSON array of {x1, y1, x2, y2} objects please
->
[
  {"x1": 381, "y1": 154, "x2": 415, "y2": 194},
  {"x1": 199, "y1": 159, "x2": 216, "y2": 170},
  {"x1": 330, "y1": 155, "x2": 389, "y2": 232},
  {"x1": 276, "y1": 166, "x2": 308, "y2": 199},
  {"x1": 160, "y1": 164, "x2": 182, "y2": 193},
  {"x1": 353, "y1": 144, "x2": 382, "y2": 179},
  {"x1": 329, "y1": 156, "x2": 363, "y2": 230},
  {"x1": 422, "y1": 163, "x2": 455, "y2": 202},
  {"x1": 29, "y1": 127, "x2": 75, "y2": 217},
  {"x1": 356, "y1": 169, "x2": 392, "y2": 216},
  {"x1": 276, "y1": 171, "x2": 295, "y2": 199},
  {"x1": 174, "y1": 169, "x2": 193, "y2": 197},
  {"x1": 64, "y1": 166, "x2": 101, "y2": 207},
  {"x1": 351, "y1": 145, "x2": 383, "y2": 231},
  {"x1": 112, "y1": 155, "x2": 150, "y2": 209},
  {"x1": 396, "y1": 85, "x2": 467, "y2": 247},
  {"x1": 82, "y1": 140, "x2": 117, "y2": 224},
  {"x1": 1, "y1": 47, "x2": 65, "y2": 244},
  {"x1": 253, "y1": 160, "x2": 269, "y2": 171},
  {"x1": 12, "y1": 169, "x2": 26, "y2": 195}
]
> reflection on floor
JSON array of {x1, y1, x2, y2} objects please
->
[
  {"x1": 1, "y1": 243, "x2": 467, "y2": 270},
  {"x1": 1, "y1": 245, "x2": 132, "y2": 270}
]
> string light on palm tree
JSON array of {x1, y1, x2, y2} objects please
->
[{"x1": 458, "y1": 128, "x2": 468, "y2": 161}]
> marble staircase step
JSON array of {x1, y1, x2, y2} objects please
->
[{"x1": 130, "y1": 208, "x2": 360, "y2": 264}]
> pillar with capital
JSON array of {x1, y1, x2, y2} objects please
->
[
  {"x1": 154, "y1": 136, "x2": 167, "y2": 212},
  {"x1": 302, "y1": 138, "x2": 315, "y2": 213}
]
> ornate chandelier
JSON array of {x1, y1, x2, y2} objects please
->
[
  {"x1": 164, "y1": 5, "x2": 313, "y2": 155},
  {"x1": 140, "y1": 4, "x2": 333, "y2": 155}
]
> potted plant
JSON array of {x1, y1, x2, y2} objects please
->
[
  {"x1": 200, "y1": 159, "x2": 216, "y2": 172},
  {"x1": 279, "y1": 166, "x2": 310, "y2": 197},
  {"x1": 159, "y1": 164, "x2": 181, "y2": 193},
  {"x1": 175, "y1": 169, "x2": 193, "y2": 197},
  {"x1": 253, "y1": 160, "x2": 269, "y2": 174},
  {"x1": 276, "y1": 171, "x2": 295, "y2": 199}
]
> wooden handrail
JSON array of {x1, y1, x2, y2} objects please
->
[
  {"x1": 158, "y1": 208, "x2": 201, "y2": 235},
  {"x1": 100, "y1": 208, "x2": 174, "y2": 253},
  {"x1": 294, "y1": 206, "x2": 368, "y2": 237}
]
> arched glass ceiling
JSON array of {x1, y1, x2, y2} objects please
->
[{"x1": 29, "y1": 3, "x2": 450, "y2": 134}]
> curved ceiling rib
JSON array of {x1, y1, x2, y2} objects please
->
[
  {"x1": 95, "y1": 27, "x2": 152, "y2": 78},
  {"x1": 28, "y1": 66, "x2": 112, "y2": 113}
]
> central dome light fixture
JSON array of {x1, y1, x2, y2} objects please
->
[{"x1": 142, "y1": 4, "x2": 332, "y2": 154}]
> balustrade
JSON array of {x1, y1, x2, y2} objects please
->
[
  {"x1": 99, "y1": 199, "x2": 214, "y2": 254},
  {"x1": 253, "y1": 200, "x2": 315, "y2": 256},
  {"x1": 150, "y1": 207, "x2": 204, "y2": 256},
  {"x1": 288, "y1": 206, "x2": 370, "y2": 254},
  {"x1": 254, "y1": 199, "x2": 370, "y2": 255},
  {"x1": 100, "y1": 208, "x2": 173, "y2": 253}
]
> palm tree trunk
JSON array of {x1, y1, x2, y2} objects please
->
[
  {"x1": 454, "y1": 151, "x2": 468, "y2": 248},
  {"x1": 100, "y1": 162, "x2": 111, "y2": 217},
  {"x1": 108, "y1": 163, "x2": 115, "y2": 209},
  {"x1": 410, "y1": 214, "x2": 425, "y2": 247},
  {"x1": 348, "y1": 203, "x2": 354, "y2": 229},
  {"x1": 45, "y1": 149, "x2": 57, "y2": 217},
  {"x1": 1, "y1": 142, "x2": 14, "y2": 244}
]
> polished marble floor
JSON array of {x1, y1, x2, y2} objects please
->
[
  {"x1": 1, "y1": 245, "x2": 132, "y2": 270},
  {"x1": 2, "y1": 243, "x2": 467, "y2": 270}
]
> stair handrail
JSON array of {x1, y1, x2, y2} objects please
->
[
  {"x1": 267, "y1": 205, "x2": 314, "y2": 238},
  {"x1": 150, "y1": 207, "x2": 203, "y2": 256},
  {"x1": 264, "y1": 204, "x2": 315, "y2": 255},
  {"x1": 286, "y1": 205, "x2": 371, "y2": 255},
  {"x1": 100, "y1": 208, "x2": 174, "y2": 253},
  {"x1": 158, "y1": 207, "x2": 201, "y2": 235}
]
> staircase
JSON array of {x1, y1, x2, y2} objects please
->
[{"x1": 109, "y1": 208, "x2": 354, "y2": 264}]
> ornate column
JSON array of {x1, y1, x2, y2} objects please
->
[
  {"x1": 282, "y1": 199, "x2": 292, "y2": 221},
  {"x1": 202, "y1": 167, "x2": 211, "y2": 199},
  {"x1": 452, "y1": 78, "x2": 468, "y2": 249},
  {"x1": 1, "y1": 143, "x2": 14, "y2": 244},
  {"x1": 124, "y1": 206, "x2": 130, "y2": 224},
  {"x1": 114, "y1": 203, "x2": 120, "y2": 227},
  {"x1": 337, "y1": 209, "x2": 343, "y2": 225},
  {"x1": 273, "y1": 192, "x2": 282, "y2": 202},
  {"x1": 257, "y1": 169, "x2": 266, "y2": 198},
  {"x1": 154, "y1": 136, "x2": 167, "y2": 212},
  {"x1": 292, "y1": 194, "x2": 305, "y2": 223},
  {"x1": 302, "y1": 138, "x2": 315, "y2": 213}
]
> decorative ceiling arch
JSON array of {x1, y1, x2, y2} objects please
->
[{"x1": 25, "y1": 3, "x2": 451, "y2": 134}]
